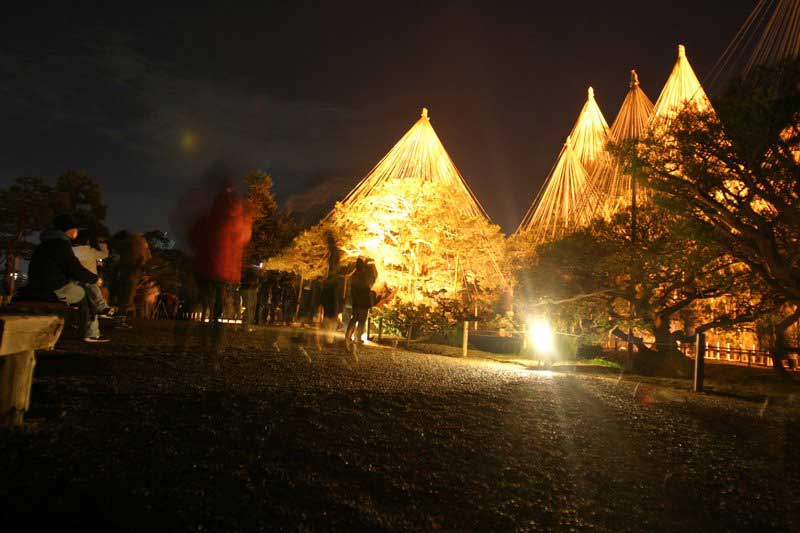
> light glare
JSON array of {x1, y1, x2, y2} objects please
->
[{"x1": 527, "y1": 317, "x2": 555, "y2": 355}]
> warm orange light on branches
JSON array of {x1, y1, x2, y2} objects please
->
[{"x1": 268, "y1": 108, "x2": 507, "y2": 303}]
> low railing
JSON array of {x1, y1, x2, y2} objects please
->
[{"x1": 679, "y1": 341, "x2": 799, "y2": 370}]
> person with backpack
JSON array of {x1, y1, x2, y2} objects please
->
[{"x1": 345, "y1": 257, "x2": 378, "y2": 347}]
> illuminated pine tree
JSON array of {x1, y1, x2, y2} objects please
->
[{"x1": 268, "y1": 109, "x2": 507, "y2": 304}]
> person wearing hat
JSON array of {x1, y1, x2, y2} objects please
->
[{"x1": 25, "y1": 214, "x2": 112, "y2": 342}]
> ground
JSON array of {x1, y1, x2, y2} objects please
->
[{"x1": 1, "y1": 321, "x2": 799, "y2": 531}]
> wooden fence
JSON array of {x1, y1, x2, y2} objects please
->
[{"x1": 679, "y1": 341, "x2": 799, "y2": 370}]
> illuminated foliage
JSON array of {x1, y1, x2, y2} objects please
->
[
  {"x1": 630, "y1": 61, "x2": 800, "y2": 304},
  {"x1": 334, "y1": 176, "x2": 505, "y2": 301},
  {"x1": 268, "y1": 110, "x2": 507, "y2": 304},
  {"x1": 519, "y1": 206, "x2": 766, "y2": 371},
  {"x1": 626, "y1": 60, "x2": 800, "y2": 369}
]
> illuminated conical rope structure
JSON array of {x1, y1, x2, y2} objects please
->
[
  {"x1": 709, "y1": 1, "x2": 800, "y2": 158},
  {"x1": 269, "y1": 108, "x2": 506, "y2": 304},
  {"x1": 709, "y1": 0, "x2": 800, "y2": 84},
  {"x1": 516, "y1": 136, "x2": 597, "y2": 243},
  {"x1": 651, "y1": 44, "x2": 713, "y2": 128},
  {"x1": 328, "y1": 108, "x2": 488, "y2": 220},
  {"x1": 611, "y1": 70, "x2": 655, "y2": 142},
  {"x1": 743, "y1": 0, "x2": 800, "y2": 72},
  {"x1": 568, "y1": 86, "x2": 613, "y2": 176},
  {"x1": 590, "y1": 70, "x2": 655, "y2": 219},
  {"x1": 516, "y1": 87, "x2": 607, "y2": 243}
]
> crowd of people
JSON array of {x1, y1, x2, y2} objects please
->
[{"x1": 15, "y1": 182, "x2": 394, "y2": 347}]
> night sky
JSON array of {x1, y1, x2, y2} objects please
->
[{"x1": 0, "y1": 1, "x2": 754, "y2": 238}]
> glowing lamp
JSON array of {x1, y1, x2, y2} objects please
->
[{"x1": 526, "y1": 317, "x2": 554, "y2": 355}]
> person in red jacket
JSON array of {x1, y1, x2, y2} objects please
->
[{"x1": 189, "y1": 184, "x2": 253, "y2": 326}]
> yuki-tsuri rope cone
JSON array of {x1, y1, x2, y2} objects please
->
[
  {"x1": 649, "y1": 44, "x2": 733, "y2": 207},
  {"x1": 268, "y1": 44, "x2": 723, "y2": 303},
  {"x1": 614, "y1": 45, "x2": 713, "y2": 211},
  {"x1": 517, "y1": 44, "x2": 714, "y2": 245},
  {"x1": 589, "y1": 70, "x2": 655, "y2": 220},
  {"x1": 651, "y1": 44, "x2": 713, "y2": 129},
  {"x1": 596, "y1": 45, "x2": 712, "y2": 217},
  {"x1": 516, "y1": 86, "x2": 609, "y2": 243},
  {"x1": 610, "y1": 70, "x2": 654, "y2": 142},
  {"x1": 516, "y1": 136, "x2": 598, "y2": 243},
  {"x1": 568, "y1": 86, "x2": 613, "y2": 176},
  {"x1": 710, "y1": 0, "x2": 800, "y2": 82},
  {"x1": 267, "y1": 108, "x2": 507, "y2": 304},
  {"x1": 331, "y1": 107, "x2": 487, "y2": 220}
]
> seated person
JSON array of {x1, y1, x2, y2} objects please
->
[
  {"x1": 24, "y1": 214, "x2": 112, "y2": 342},
  {"x1": 72, "y1": 230, "x2": 116, "y2": 317}
]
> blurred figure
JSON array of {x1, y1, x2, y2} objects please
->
[
  {"x1": 135, "y1": 276, "x2": 160, "y2": 319},
  {"x1": 345, "y1": 257, "x2": 378, "y2": 348},
  {"x1": 188, "y1": 183, "x2": 252, "y2": 353},
  {"x1": 157, "y1": 292, "x2": 181, "y2": 319},
  {"x1": 240, "y1": 267, "x2": 260, "y2": 329},
  {"x1": 172, "y1": 274, "x2": 200, "y2": 353},
  {"x1": 110, "y1": 231, "x2": 152, "y2": 329},
  {"x1": 317, "y1": 277, "x2": 340, "y2": 347},
  {"x1": 316, "y1": 231, "x2": 344, "y2": 348},
  {"x1": 176, "y1": 274, "x2": 200, "y2": 320}
]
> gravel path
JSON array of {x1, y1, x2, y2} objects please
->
[{"x1": 1, "y1": 321, "x2": 798, "y2": 531}]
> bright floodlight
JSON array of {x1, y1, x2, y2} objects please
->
[{"x1": 527, "y1": 317, "x2": 555, "y2": 355}]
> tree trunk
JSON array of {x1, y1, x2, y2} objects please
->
[
  {"x1": 611, "y1": 327, "x2": 653, "y2": 355},
  {"x1": 611, "y1": 325, "x2": 691, "y2": 377},
  {"x1": 294, "y1": 275, "x2": 303, "y2": 323},
  {"x1": 653, "y1": 323, "x2": 681, "y2": 357},
  {"x1": 771, "y1": 308, "x2": 800, "y2": 376}
]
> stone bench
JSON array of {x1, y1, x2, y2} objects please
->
[
  {"x1": 0, "y1": 315, "x2": 64, "y2": 426},
  {"x1": 3, "y1": 300, "x2": 83, "y2": 338}
]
